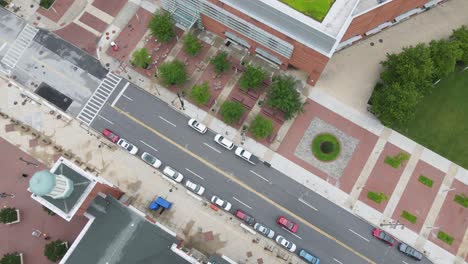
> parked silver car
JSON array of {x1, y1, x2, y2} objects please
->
[{"x1": 253, "y1": 223, "x2": 275, "y2": 238}]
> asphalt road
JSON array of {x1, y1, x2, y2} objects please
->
[{"x1": 89, "y1": 82, "x2": 430, "y2": 264}]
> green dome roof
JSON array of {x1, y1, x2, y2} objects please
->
[{"x1": 29, "y1": 170, "x2": 56, "y2": 196}]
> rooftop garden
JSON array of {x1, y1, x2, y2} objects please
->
[{"x1": 279, "y1": 0, "x2": 335, "y2": 22}]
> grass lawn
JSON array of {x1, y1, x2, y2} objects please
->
[
  {"x1": 401, "y1": 210, "x2": 417, "y2": 224},
  {"x1": 454, "y1": 193, "x2": 468, "y2": 208},
  {"x1": 280, "y1": 0, "x2": 335, "y2": 21},
  {"x1": 437, "y1": 231, "x2": 454, "y2": 245},
  {"x1": 418, "y1": 175, "x2": 433, "y2": 188},
  {"x1": 367, "y1": 191, "x2": 388, "y2": 204},
  {"x1": 400, "y1": 70, "x2": 468, "y2": 169}
]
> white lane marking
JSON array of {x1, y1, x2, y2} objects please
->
[
  {"x1": 233, "y1": 196, "x2": 252, "y2": 209},
  {"x1": 333, "y1": 258, "x2": 343, "y2": 264},
  {"x1": 140, "y1": 140, "x2": 158, "y2": 152},
  {"x1": 402, "y1": 261, "x2": 409, "y2": 264},
  {"x1": 298, "y1": 198, "x2": 318, "y2": 211},
  {"x1": 158, "y1": 115, "x2": 176, "y2": 127},
  {"x1": 185, "y1": 168, "x2": 204, "y2": 180},
  {"x1": 122, "y1": 94, "x2": 133, "y2": 101},
  {"x1": 281, "y1": 228, "x2": 303, "y2": 240},
  {"x1": 203, "y1": 143, "x2": 221, "y2": 154},
  {"x1": 348, "y1": 229, "x2": 370, "y2": 242},
  {"x1": 249, "y1": 170, "x2": 270, "y2": 182},
  {"x1": 0, "y1": 43, "x2": 6, "y2": 52},
  {"x1": 111, "y1": 82, "x2": 130, "y2": 106},
  {"x1": 98, "y1": 115, "x2": 114, "y2": 124}
]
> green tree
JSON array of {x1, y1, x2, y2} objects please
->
[
  {"x1": 131, "y1": 48, "x2": 151, "y2": 68},
  {"x1": 429, "y1": 39, "x2": 463, "y2": 78},
  {"x1": 370, "y1": 82, "x2": 422, "y2": 128},
  {"x1": 44, "y1": 240, "x2": 68, "y2": 262},
  {"x1": 450, "y1": 25, "x2": 468, "y2": 64},
  {"x1": 148, "y1": 10, "x2": 174, "y2": 42},
  {"x1": 189, "y1": 82, "x2": 211, "y2": 105},
  {"x1": 219, "y1": 101, "x2": 245, "y2": 125},
  {"x1": 183, "y1": 33, "x2": 202, "y2": 56},
  {"x1": 266, "y1": 75, "x2": 305, "y2": 120},
  {"x1": 239, "y1": 65, "x2": 267, "y2": 91},
  {"x1": 0, "y1": 208, "x2": 17, "y2": 224},
  {"x1": 158, "y1": 60, "x2": 187, "y2": 86},
  {"x1": 380, "y1": 44, "x2": 434, "y2": 94},
  {"x1": 210, "y1": 52, "x2": 231, "y2": 74},
  {"x1": 250, "y1": 115, "x2": 273, "y2": 139},
  {"x1": 0, "y1": 253, "x2": 21, "y2": 264}
]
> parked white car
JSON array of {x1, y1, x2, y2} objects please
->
[
  {"x1": 185, "y1": 180, "x2": 205, "y2": 195},
  {"x1": 188, "y1": 118, "x2": 208, "y2": 134},
  {"x1": 276, "y1": 235, "x2": 296, "y2": 252},
  {"x1": 117, "y1": 138, "x2": 138, "y2": 155},
  {"x1": 141, "y1": 152, "x2": 162, "y2": 169},
  {"x1": 235, "y1": 147, "x2": 259, "y2": 164},
  {"x1": 211, "y1": 196, "x2": 232, "y2": 211},
  {"x1": 162, "y1": 166, "x2": 184, "y2": 183},
  {"x1": 214, "y1": 134, "x2": 234, "y2": 150}
]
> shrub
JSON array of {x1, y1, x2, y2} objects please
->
[
  {"x1": 219, "y1": 101, "x2": 245, "y2": 125},
  {"x1": 367, "y1": 192, "x2": 388, "y2": 204},
  {"x1": 210, "y1": 52, "x2": 231, "y2": 74},
  {"x1": 189, "y1": 82, "x2": 211, "y2": 105},
  {"x1": 250, "y1": 115, "x2": 273, "y2": 139},
  {"x1": 0, "y1": 208, "x2": 17, "y2": 224},
  {"x1": 266, "y1": 75, "x2": 305, "y2": 120},
  {"x1": 454, "y1": 194, "x2": 468, "y2": 208},
  {"x1": 401, "y1": 210, "x2": 417, "y2": 224},
  {"x1": 131, "y1": 48, "x2": 151, "y2": 69},
  {"x1": 429, "y1": 39, "x2": 463, "y2": 78},
  {"x1": 0, "y1": 0, "x2": 9, "y2": 7},
  {"x1": 384, "y1": 152, "x2": 410, "y2": 168},
  {"x1": 40, "y1": 0, "x2": 55, "y2": 9},
  {"x1": 183, "y1": 33, "x2": 202, "y2": 56},
  {"x1": 418, "y1": 175, "x2": 433, "y2": 188},
  {"x1": 451, "y1": 25, "x2": 468, "y2": 64},
  {"x1": 437, "y1": 231, "x2": 454, "y2": 245},
  {"x1": 44, "y1": 240, "x2": 68, "y2": 262},
  {"x1": 0, "y1": 253, "x2": 21, "y2": 264},
  {"x1": 311, "y1": 133, "x2": 341, "y2": 162},
  {"x1": 158, "y1": 60, "x2": 187, "y2": 86},
  {"x1": 148, "y1": 10, "x2": 174, "y2": 42},
  {"x1": 239, "y1": 65, "x2": 267, "y2": 91}
]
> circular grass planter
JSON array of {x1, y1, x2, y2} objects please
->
[{"x1": 311, "y1": 133, "x2": 341, "y2": 162}]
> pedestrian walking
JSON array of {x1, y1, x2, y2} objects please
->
[{"x1": 0, "y1": 192, "x2": 15, "y2": 198}]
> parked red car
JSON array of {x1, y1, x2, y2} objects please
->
[
  {"x1": 277, "y1": 216, "x2": 298, "y2": 233},
  {"x1": 102, "y1": 128, "x2": 119, "y2": 143},
  {"x1": 235, "y1": 209, "x2": 255, "y2": 226},
  {"x1": 373, "y1": 228, "x2": 397, "y2": 246}
]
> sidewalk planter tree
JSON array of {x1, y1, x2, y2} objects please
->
[
  {"x1": 189, "y1": 82, "x2": 211, "y2": 105},
  {"x1": 0, "y1": 252, "x2": 23, "y2": 264},
  {"x1": 0, "y1": 207, "x2": 20, "y2": 225},
  {"x1": 210, "y1": 52, "x2": 231, "y2": 75},
  {"x1": 183, "y1": 33, "x2": 202, "y2": 56},
  {"x1": 250, "y1": 115, "x2": 273, "y2": 139},
  {"x1": 239, "y1": 65, "x2": 267, "y2": 91},
  {"x1": 131, "y1": 48, "x2": 151, "y2": 69},
  {"x1": 158, "y1": 60, "x2": 187, "y2": 86},
  {"x1": 148, "y1": 10, "x2": 175, "y2": 42},
  {"x1": 219, "y1": 101, "x2": 244, "y2": 125},
  {"x1": 266, "y1": 75, "x2": 305, "y2": 120},
  {"x1": 450, "y1": 25, "x2": 468, "y2": 64},
  {"x1": 44, "y1": 240, "x2": 68, "y2": 262}
]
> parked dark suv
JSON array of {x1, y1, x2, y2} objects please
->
[
  {"x1": 398, "y1": 243, "x2": 423, "y2": 261},
  {"x1": 235, "y1": 209, "x2": 255, "y2": 226}
]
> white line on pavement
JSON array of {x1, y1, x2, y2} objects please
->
[
  {"x1": 203, "y1": 143, "x2": 221, "y2": 154},
  {"x1": 348, "y1": 229, "x2": 370, "y2": 242},
  {"x1": 158, "y1": 115, "x2": 176, "y2": 127},
  {"x1": 298, "y1": 198, "x2": 318, "y2": 211},
  {"x1": 185, "y1": 168, "x2": 204, "y2": 180},
  {"x1": 140, "y1": 140, "x2": 158, "y2": 152},
  {"x1": 111, "y1": 82, "x2": 130, "y2": 107},
  {"x1": 0, "y1": 43, "x2": 6, "y2": 52},
  {"x1": 98, "y1": 115, "x2": 114, "y2": 124},
  {"x1": 333, "y1": 258, "x2": 343, "y2": 264},
  {"x1": 233, "y1": 196, "x2": 252, "y2": 209},
  {"x1": 249, "y1": 170, "x2": 270, "y2": 182},
  {"x1": 402, "y1": 261, "x2": 409, "y2": 264},
  {"x1": 122, "y1": 94, "x2": 133, "y2": 101},
  {"x1": 281, "y1": 227, "x2": 303, "y2": 240}
]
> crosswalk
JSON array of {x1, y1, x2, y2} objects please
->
[
  {"x1": 77, "y1": 72, "x2": 122, "y2": 126},
  {"x1": 1, "y1": 24, "x2": 39, "y2": 70}
]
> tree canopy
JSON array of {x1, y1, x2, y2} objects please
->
[
  {"x1": 250, "y1": 115, "x2": 273, "y2": 139},
  {"x1": 239, "y1": 65, "x2": 267, "y2": 91},
  {"x1": 266, "y1": 75, "x2": 305, "y2": 120},
  {"x1": 219, "y1": 101, "x2": 244, "y2": 125},
  {"x1": 429, "y1": 39, "x2": 463, "y2": 78},
  {"x1": 189, "y1": 82, "x2": 211, "y2": 105},
  {"x1": 44, "y1": 240, "x2": 68, "y2": 262},
  {"x1": 131, "y1": 48, "x2": 151, "y2": 68},
  {"x1": 210, "y1": 52, "x2": 231, "y2": 74},
  {"x1": 450, "y1": 25, "x2": 468, "y2": 64},
  {"x1": 148, "y1": 11, "x2": 174, "y2": 42},
  {"x1": 158, "y1": 60, "x2": 187, "y2": 86},
  {"x1": 183, "y1": 33, "x2": 202, "y2": 56}
]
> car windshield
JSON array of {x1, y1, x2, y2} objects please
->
[
  {"x1": 144, "y1": 155, "x2": 155, "y2": 163},
  {"x1": 193, "y1": 185, "x2": 200, "y2": 192},
  {"x1": 108, "y1": 132, "x2": 115, "y2": 138},
  {"x1": 380, "y1": 232, "x2": 394, "y2": 242}
]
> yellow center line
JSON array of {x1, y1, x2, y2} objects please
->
[{"x1": 113, "y1": 105, "x2": 376, "y2": 264}]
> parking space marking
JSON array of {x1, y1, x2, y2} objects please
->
[
  {"x1": 249, "y1": 170, "x2": 270, "y2": 182},
  {"x1": 122, "y1": 94, "x2": 133, "y2": 101},
  {"x1": 282, "y1": 228, "x2": 303, "y2": 240},
  {"x1": 140, "y1": 140, "x2": 158, "y2": 152},
  {"x1": 158, "y1": 115, "x2": 176, "y2": 127},
  {"x1": 203, "y1": 143, "x2": 221, "y2": 154},
  {"x1": 185, "y1": 168, "x2": 204, "y2": 180},
  {"x1": 402, "y1": 261, "x2": 409, "y2": 264},
  {"x1": 98, "y1": 115, "x2": 114, "y2": 125},
  {"x1": 233, "y1": 197, "x2": 252, "y2": 209},
  {"x1": 348, "y1": 229, "x2": 370, "y2": 242},
  {"x1": 333, "y1": 258, "x2": 343, "y2": 264},
  {"x1": 298, "y1": 198, "x2": 318, "y2": 211}
]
